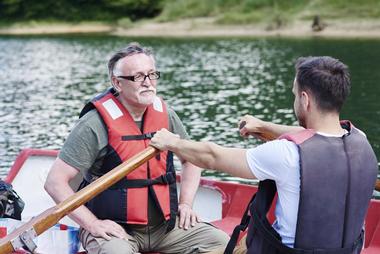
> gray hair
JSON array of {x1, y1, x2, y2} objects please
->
[{"x1": 108, "y1": 42, "x2": 154, "y2": 81}]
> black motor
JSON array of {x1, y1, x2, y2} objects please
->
[{"x1": 0, "y1": 180, "x2": 24, "y2": 220}]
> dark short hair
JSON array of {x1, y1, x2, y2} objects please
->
[
  {"x1": 295, "y1": 56, "x2": 350, "y2": 113},
  {"x1": 107, "y1": 42, "x2": 153, "y2": 79}
]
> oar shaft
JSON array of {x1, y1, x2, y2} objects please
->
[
  {"x1": 55, "y1": 146, "x2": 158, "y2": 216},
  {"x1": 375, "y1": 179, "x2": 380, "y2": 192},
  {"x1": 0, "y1": 146, "x2": 159, "y2": 254}
]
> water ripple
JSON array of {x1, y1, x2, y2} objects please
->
[{"x1": 0, "y1": 36, "x2": 379, "y2": 179}]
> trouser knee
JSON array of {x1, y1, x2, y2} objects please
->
[{"x1": 98, "y1": 238, "x2": 137, "y2": 254}]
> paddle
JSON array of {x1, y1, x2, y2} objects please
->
[
  {"x1": 239, "y1": 120, "x2": 277, "y2": 141},
  {"x1": 239, "y1": 121, "x2": 380, "y2": 192},
  {"x1": 0, "y1": 146, "x2": 159, "y2": 254},
  {"x1": 376, "y1": 179, "x2": 380, "y2": 192}
]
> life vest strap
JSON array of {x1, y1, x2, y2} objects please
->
[
  {"x1": 124, "y1": 172, "x2": 176, "y2": 188},
  {"x1": 122, "y1": 132, "x2": 156, "y2": 141},
  {"x1": 224, "y1": 193, "x2": 256, "y2": 254},
  {"x1": 80, "y1": 172, "x2": 176, "y2": 190}
]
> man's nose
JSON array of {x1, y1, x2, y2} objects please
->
[
  {"x1": 141, "y1": 79, "x2": 150, "y2": 86},
  {"x1": 141, "y1": 78, "x2": 154, "y2": 87}
]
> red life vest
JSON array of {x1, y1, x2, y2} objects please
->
[{"x1": 79, "y1": 88, "x2": 177, "y2": 228}]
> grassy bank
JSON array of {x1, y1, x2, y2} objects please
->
[
  {"x1": 157, "y1": 0, "x2": 380, "y2": 28},
  {"x1": 1, "y1": 0, "x2": 380, "y2": 37}
]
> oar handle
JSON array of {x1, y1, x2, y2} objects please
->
[
  {"x1": 239, "y1": 120, "x2": 276, "y2": 141},
  {"x1": 375, "y1": 179, "x2": 380, "y2": 192}
]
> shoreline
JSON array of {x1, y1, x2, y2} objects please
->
[{"x1": 2, "y1": 18, "x2": 380, "y2": 39}]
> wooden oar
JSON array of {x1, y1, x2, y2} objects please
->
[
  {"x1": 239, "y1": 121, "x2": 380, "y2": 192},
  {"x1": 239, "y1": 121, "x2": 277, "y2": 141},
  {"x1": 0, "y1": 146, "x2": 159, "y2": 254},
  {"x1": 375, "y1": 179, "x2": 380, "y2": 192}
]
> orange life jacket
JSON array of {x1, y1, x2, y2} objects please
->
[{"x1": 79, "y1": 88, "x2": 177, "y2": 229}]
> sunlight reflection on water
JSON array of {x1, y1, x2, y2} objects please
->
[{"x1": 0, "y1": 36, "x2": 379, "y2": 183}]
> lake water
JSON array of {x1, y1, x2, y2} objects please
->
[{"x1": 0, "y1": 35, "x2": 379, "y2": 181}]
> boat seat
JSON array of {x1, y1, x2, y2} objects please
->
[
  {"x1": 211, "y1": 181, "x2": 276, "y2": 240},
  {"x1": 362, "y1": 199, "x2": 380, "y2": 254}
]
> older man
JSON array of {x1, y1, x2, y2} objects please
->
[
  {"x1": 45, "y1": 43, "x2": 229, "y2": 254},
  {"x1": 151, "y1": 56, "x2": 378, "y2": 254}
]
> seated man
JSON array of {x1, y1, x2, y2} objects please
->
[{"x1": 45, "y1": 42, "x2": 229, "y2": 254}]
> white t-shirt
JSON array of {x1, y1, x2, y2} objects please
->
[
  {"x1": 246, "y1": 139, "x2": 300, "y2": 247},
  {"x1": 246, "y1": 131, "x2": 349, "y2": 247}
]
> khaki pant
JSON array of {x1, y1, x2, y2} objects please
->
[
  {"x1": 80, "y1": 217, "x2": 230, "y2": 254},
  {"x1": 207, "y1": 235, "x2": 247, "y2": 254}
]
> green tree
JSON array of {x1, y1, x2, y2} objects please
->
[{"x1": 0, "y1": 0, "x2": 165, "y2": 22}]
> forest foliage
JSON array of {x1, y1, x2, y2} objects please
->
[{"x1": 1, "y1": 0, "x2": 379, "y2": 24}]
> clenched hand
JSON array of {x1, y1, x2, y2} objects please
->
[
  {"x1": 151, "y1": 128, "x2": 180, "y2": 151},
  {"x1": 238, "y1": 115, "x2": 266, "y2": 140}
]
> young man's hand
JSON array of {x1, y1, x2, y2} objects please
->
[
  {"x1": 151, "y1": 128, "x2": 180, "y2": 151},
  {"x1": 238, "y1": 115, "x2": 267, "y2": 139}
]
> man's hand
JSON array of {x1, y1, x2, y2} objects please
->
[
  {"x1": 238, "y1": 115, "x2": 266, "y2": 139},
  {"x1": 239, "y1": 115, "x2": 304, "y2": 141},
  {"x1": 87, "y1": 219, "x2": 127, "y2": 240},
  {"x1": 151, "y1": 128, "x2": 180, "y2": 151},
  {"x1": 178, "y1": 203, "x2": 200, "y2": 230}
]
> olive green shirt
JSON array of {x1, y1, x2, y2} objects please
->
[{"x1": 59, "y1": 104, "x2": 189, "y2": 225}]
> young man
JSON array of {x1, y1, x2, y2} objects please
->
[
  {"x1": 45, "y1": 43, "x2": 229, "y2": 254},
  {"x1": 151, "y1": 56, "x2": 378, "y2": 253}
]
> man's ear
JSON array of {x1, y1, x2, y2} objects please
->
[
  {"x1": 111, "y1": 76, "x2": 122, "y2": 93},
  {"x1": 301, "y1": 91, "x2": 310, "y2": 111}
]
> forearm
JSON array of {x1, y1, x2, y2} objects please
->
[
  {"x1": 179, "y1": 162, "x2": 202, "y2": 206},
  {"x1": 151, "y1": 129, "x2": 254, "y2": 179},
  {"x1": 169, "y1": 139, "x2": 218, "y2": 170},
  {"x1": 44, "y1": 158, "x2": 99, "y2": 231},
  {"x1": 45, "y1": 181, "x2": 98, "y2": 230},
  {"x1": 45, "y1": 157, "x2": 127, "y2": 239}
]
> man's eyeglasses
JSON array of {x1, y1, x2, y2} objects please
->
[{"x1": 116, "y1": 71, "x2": 160, "y2": 82}]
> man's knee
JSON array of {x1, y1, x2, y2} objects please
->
[
  {"x1": 99, "y1": 238, "x2": 137, "y2": 254},
  {"x1": 80, "y1": 228, "x2": 139, "y2": 254},
  {"x1": 195, "y1": 224, "x2": 230, "y2": 251},
  {"x1": 207, "y1": 226, "x2": 230, "y2": 246}
]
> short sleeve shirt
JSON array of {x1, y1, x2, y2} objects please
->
[{"x1": 246, "y1": 139, "x2": 300, "y2": 247}]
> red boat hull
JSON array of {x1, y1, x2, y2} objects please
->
[{"x1": 4, "y1": 149, "x2": 380, "y2": 253}]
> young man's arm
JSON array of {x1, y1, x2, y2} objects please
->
[{"x1": 151, "y1": 129, "x2": 255, "y2": 179}]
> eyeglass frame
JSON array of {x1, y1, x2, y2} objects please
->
[{"x1": 116, "y1": 71, "x2": 160, "y2": 82}]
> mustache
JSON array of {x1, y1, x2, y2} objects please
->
[{"x1": 140, "y1": 89, "x2": 156, "y2": 93}]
